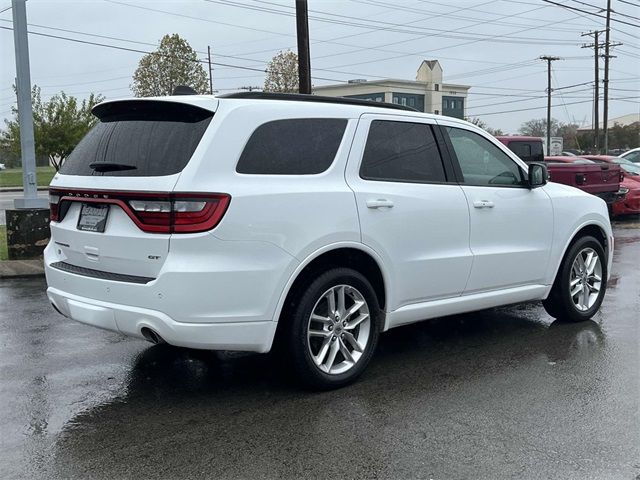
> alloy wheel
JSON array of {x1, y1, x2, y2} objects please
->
[
  {"x1": 569, "y1": 247, "x2": 602, "y2": 311},
  {"x1": 307, "y1": 285, "x2": 371, "y2": 375}
]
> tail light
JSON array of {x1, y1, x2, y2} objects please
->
[
  {"x1": 49, "y1": 189, "x2": 230, "y2": 234},
  {"x1": 49, "y1": 193, "x2": 61, "y2": 221}
]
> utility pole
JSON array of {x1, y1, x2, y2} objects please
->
[
  {"x1": 603, "y1": 0, "x2": 611, "y2": 154},
  {"x1": 582, "y1": 30, "x2": 603, "y2": 153},
  {"x1": 11, "y1": 0, "x2": 45, "y2": 209},
  {"x1": 540, "y1": 55, "x2": 561, "y2": 156},
  {"x1": 295, "y1": 0, "x2": 311, "y2": 94},
  {"x1": 601, "y1": 1, "x2": 621, "y2": 154},
  {"x1": 207, "y1": 45, "x2": 213, "y2": 95}
]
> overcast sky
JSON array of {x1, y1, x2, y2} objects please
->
[{"x1": 0, "y1": 0, "x2": 638, "y2": 133}]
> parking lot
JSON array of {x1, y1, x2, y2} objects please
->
[{"x1": 0, "y1": 219, "x2": 638, "y2": 479}]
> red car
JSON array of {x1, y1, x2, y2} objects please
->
[
  {"x1": 611, "y1": 161, "x2": 640, "y2": 216},
  {"x1": 579, "y1": 155, "x2": 618, "y2": 163},
  {"x1": 544, "y1": 156, "x2": 595, "y2": 164}
]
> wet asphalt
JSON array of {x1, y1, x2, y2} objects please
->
[{"x1": 1, "y1": 221, "x2": 639, "y2": 480}]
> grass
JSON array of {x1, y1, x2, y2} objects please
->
[
  {"x1": 0, "y1": 166, "x2": 56, "y2": 188},
  {"x1": 0, "y1": 226, "x2": 7, "y2": 261}
]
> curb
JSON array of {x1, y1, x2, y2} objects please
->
[
  {"x1": 0, "y1": 259, "x2": 45, "y2": 278},
  {"x1": 0, "y1": 187, "x2": 49, "y2": 193}
]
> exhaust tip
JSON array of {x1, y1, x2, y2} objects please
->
[{"x1": 141, "y1": 327, "x2": 165, "y2": 345}]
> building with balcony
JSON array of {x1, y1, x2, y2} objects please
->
[{"x1": 313, "y1": 60, "x2": 470, "y2": 119}]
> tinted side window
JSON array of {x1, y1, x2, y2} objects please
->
[
  {"x1": 446, "y1": 127, "x2": 525, "y2": 186},
  {"x1": 61, "y1": 101, "x2": 213, "y2": 177},
  {"x1": 236, "y1": 118, "x2": 347, "y2": 174},
  {"x1": 360, "y1": 120, "x2": 446, "y2": 183}
]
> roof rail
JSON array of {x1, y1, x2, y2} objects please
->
[{"x1": 217, "y1": 91, "x2": 417, "y2": 112}]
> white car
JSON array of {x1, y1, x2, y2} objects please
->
[
  {"x1": 0, "y1": 163, "x2": 5, "y2": 170},
  {"x1": 619, "y1": 147, "x2": 640, "y2": 163},
  {"x1": 45, "y1": 93, "x2": 613, "y2": 389}
]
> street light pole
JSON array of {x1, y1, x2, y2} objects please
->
[
  {"x1": 11, "y1": 0, "x2": 45, "y2": 209},
  {"x1": 540, "y1": 55, "x2": 561, "y2": 156}
]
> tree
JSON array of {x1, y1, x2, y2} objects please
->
[
  {"x1": 518, "y1": 118, "x2": 561, "y2": 138},
  {"x1": 577, "y1": 122, "x2": 640, "y2": 153},
  {"x1": 519, "y1": 118, "x2": 585, "y2": 150},
  {"x1": 132, "y1": 34, "x2": 208, "y2": 97},
  {"x1": 467, "y1": 117, "x2": 504, "y2": 136},
  {"x1": 264, "y1": 50, "x2": 299, "y2": 93},
  {"x1": 556, "y1": 123, "x2": 580, "y2": 150},
  {"x1": 0, "y1": 85, "x2": 103, "y2": 170}
]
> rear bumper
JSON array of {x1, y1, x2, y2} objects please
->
[
  {"x1": 596, "y1": 189, "x2": 626, "y2": 205},
  {"x1": 612, "y1": 190, "x2": 640, "y2": 215},
  {"x1": 47, "y1": 286, "x2": 277, "y2": 352},
  {"x1": 43, "y1": 232, "x2": 299, "y2": 352}
]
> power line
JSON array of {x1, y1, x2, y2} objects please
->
[
  {"x1": 467, "y1": 96, "x2": 637, "y2": 117},
  {"x1": 568, "y1": 0, "x2": 640, "y2": 22},
  {"x1": 314, "y1": 5, "x2": 585, "y2": 71},
  {"x1": 206, "y1": 0, "x2": 581, "y2": 44},
  {"x1": 359, "y1": 0, "x2": 588, "y2": 33},
  {"x1": 0, "y1": 25, "x2": 269, "y2": 74},
  {"x1": 541, "y1": 0, "x2": 640, "y2": 28}
]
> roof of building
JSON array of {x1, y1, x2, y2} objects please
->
[
  {"x1": 422, "y1": 60, "x2": 439, "y2": 70},
  {"x1": 578, "y1": 113, "x2": 640, "y2": 130}
]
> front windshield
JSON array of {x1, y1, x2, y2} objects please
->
[{"x1": 614, "y1": 159, "x2": 640, "y2": 175}]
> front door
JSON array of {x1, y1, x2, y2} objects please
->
[{"x1": 439, "y1": 122, "x2": 554, "y2": 293}]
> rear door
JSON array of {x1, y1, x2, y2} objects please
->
[
  {"x1": 345, "y1": 114, "x2": 472, "y2": 311},
  {"x1": 438, "y1": 121, "x2": 553, "y2": 293},
  {"x1": 48, "y1": 100, "x2": 215, "y2": 278}
]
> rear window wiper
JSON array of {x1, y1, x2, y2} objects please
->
[{"x1": 89, "y1": 162, "x2": 138, "y2": 172}]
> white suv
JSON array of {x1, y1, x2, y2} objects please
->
[{"x1": 45, "y1": 92, "x2": 613, "y2": 389}]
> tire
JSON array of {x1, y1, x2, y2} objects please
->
[
  {"x1": 285, "y1": 267, "x2": 381, "y2": 390},
  {"x1": 543, "y1": 235, "x2": 607, "y2": 322}
]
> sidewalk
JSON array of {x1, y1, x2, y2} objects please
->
[{"x1": 0, "y1": 259, "x2": 45, "y2": 278}]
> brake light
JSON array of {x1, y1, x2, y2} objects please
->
[
  {"x1": 49, "y1": 193, "x2": 61, "y2": 221},
  {"x1": 48, "y1": 189, "x2": 230, "y2": 234}
]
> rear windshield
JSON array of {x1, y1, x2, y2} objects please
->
[
  {"x1": 60, "y1": 100, "x2": 213, "y2": 177},
  {"x1": 507, "y1": 141, "x2": 544, "y2": 163}
]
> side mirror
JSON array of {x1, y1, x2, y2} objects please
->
[{"x1": 528, "y1": 162, "x2": 548, "y2": 188}]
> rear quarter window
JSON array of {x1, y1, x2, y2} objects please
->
[
  {"x1": 60, "y1": 101, "x2": 213, "y2": 177},
  {"x1": 236, "y1": 118, "x2": 348, "y2": 175}
]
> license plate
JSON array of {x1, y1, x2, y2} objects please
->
[{"x1": 77, "y1": 203, "x2": 110, "y2": 233}]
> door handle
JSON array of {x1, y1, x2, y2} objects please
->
[
  {"x1": 366, "y1": 199, "x2": 394, "y2": 209},
  {"x1": 473, "y1": 200, "x2": 494, "y2": 209}
]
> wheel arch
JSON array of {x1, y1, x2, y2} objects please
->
[
  {"x1": 271, "y1": 243, "x2": 389, "y2": 348},
  {"x1": 544, "y1": 220, "x2": 610, "y2": 298}
]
